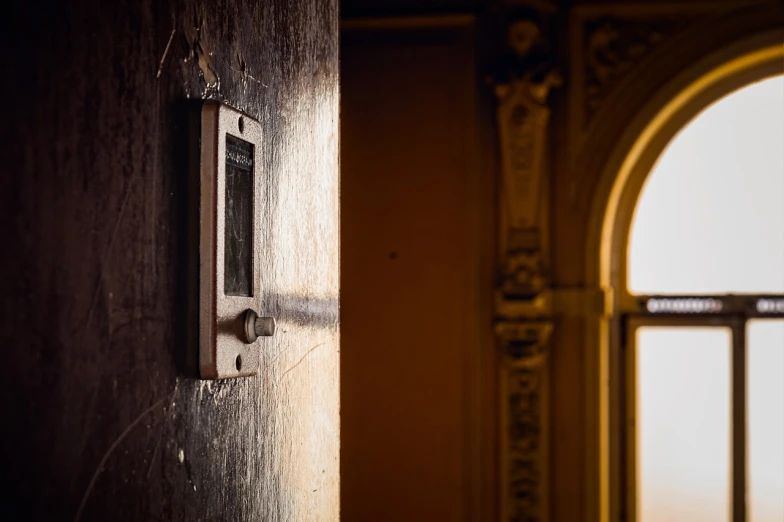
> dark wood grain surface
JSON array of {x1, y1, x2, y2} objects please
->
[{"x1": 1, "y1": 0, "x2": 339, "y2": 520}]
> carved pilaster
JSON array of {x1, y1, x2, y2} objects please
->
[
  {"x1": 496, "y1": 319, "x2": 552, "y2": 522},
  {"x1": 506, "y1": 365, "x2": 548, "y2": 520},
  {"x1": 496, "y1": 321, "x2": 553, "y2": 366},
  {"x1": 491, "y1": 6, "x2": 560, "y2": 521}
]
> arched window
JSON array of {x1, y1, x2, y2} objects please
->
[{"x1": 622, "y1": 75, "x2": 784, "y2": 522}]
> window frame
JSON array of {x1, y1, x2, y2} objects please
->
[
  {"x1": 616, "y1": 73, "x2": 784, "y2": 522},
  {"x1": 619, "y1": 305, "x2": 784, "y2": 522},
  {"x1": 583, "y1": 32, "x2": 784, "y2": 522}
]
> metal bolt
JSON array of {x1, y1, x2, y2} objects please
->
[{"x1": 244, "y1": 309, "x2": 276, "y2": 343}]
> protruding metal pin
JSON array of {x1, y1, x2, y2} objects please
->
[{"x1": 244, "y1": 310, "x2": 276, "y2": 343}]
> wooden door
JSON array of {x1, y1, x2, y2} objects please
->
[
  {"x1": 340, "y1": 18, "x2": 497, "y2": 522},
  {"x1": 0, "y1": 1, "x2": 339, "y2": 520}
]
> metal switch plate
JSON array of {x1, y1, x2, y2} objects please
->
[{"x1": 198, "y1": 102, "x2": 274, "y2": 379}]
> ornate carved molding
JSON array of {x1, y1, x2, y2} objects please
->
[
  {"x1": 506, "y1": 364, "x2": 548, "y2": 521},
  {"x1": 497, "y1": 318, "x2": 551, "y2": 522},
  {"x1": 492, "y1": 16, "x2": 562, "y2": 303},
  {"x1": 496, "y1": 320, "x2": 553, "y2": 366},
  {"x1": 491, "y1": 7, "x2": 560, "y2": 521},
  {"x1": 584, "y1": 17, "x2": 691, "y2": 123}
]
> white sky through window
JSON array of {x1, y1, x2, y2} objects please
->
[
  {"x1": 748, "y1": 319, "x2": 784, "y2": 522},
  {"x1": 630, "y1": 73, "x2": 784, "y2": 522},
  {"x1": 636, "y1": 327, "x2": 732, "y2": 522},
  {"x1": 628, "y1": 75, "x2": 784, "y2": 295}
]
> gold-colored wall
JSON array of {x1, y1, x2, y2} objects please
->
[
  {"x1": 341, "y1": 2, "x2": 784, "y2": 521},
  {"x1": 341, "y1": 20, "x2": 498, "y2": 521}
]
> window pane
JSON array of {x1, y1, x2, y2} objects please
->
[
  {"x1": 636, "y1": 327, "x2": 731, "y2": 522},
  {"x1": 748, "y1": 320, "x2": 784, "y2": 522},
  {"x1": 629, "y1": 75, "x2": 784, "y2": 294}
]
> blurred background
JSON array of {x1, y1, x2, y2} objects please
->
[{"x1": 340, "y1": 2, "x2": 783, "y2": 522}]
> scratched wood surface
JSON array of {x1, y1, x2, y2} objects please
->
[{"x1": 0, "y1": 0, "x2": 339, "y2": 520}]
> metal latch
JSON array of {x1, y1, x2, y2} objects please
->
[{"x1": 197, "y1": 101, "x2": 275, "y2": 379}]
